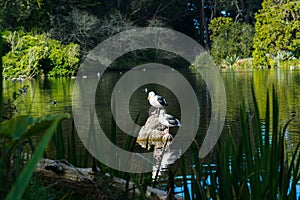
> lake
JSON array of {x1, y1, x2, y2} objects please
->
[{"x1": 3, "y1": 68, "x2": 300, "y2": 174}]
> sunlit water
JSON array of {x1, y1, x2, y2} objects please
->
[{"x1": 3, "y1": 68, "x2": 300, "y2": 196}]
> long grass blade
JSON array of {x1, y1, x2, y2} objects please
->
[
  {"x1": 6, "y1": 114, "x2": 69, "y2": 200},
  {"x1": 0, "y1": 32, "x2": 3, "y2": 120}
]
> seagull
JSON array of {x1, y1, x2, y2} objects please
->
[
  {"x1": 147, "y1": 91, "x2": 168, "y2": 114},
  {"x1": 158, "y1": 110, "x2": 181, "y2": 133}
]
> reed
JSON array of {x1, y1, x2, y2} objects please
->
[
  {"x1": 1, "y1": 85, "x2": 299, "y2": 200},
  {"x1": 1, "y1": 34, "x2": 70, "y2": 199},
  {"x1": 1, "y1": 86, "x2": 298, "y2": 199},
  {"x1": 0, "y1": 114, "x2": 69, "y2": 200},
  {"x1": 52, "y1": 123, "x2": 65, "y2": 159},
  {"x1": 0, "y1": 32, "x2": 2, "y2": 119},
  {"x1": 172, "y1": 86, "x2": 300, "y2": 199}
]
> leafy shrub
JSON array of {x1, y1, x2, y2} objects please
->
[
  {"x1": 0, "y1": 0, "x2": 50, "y2": 31},
  {"x1": 266, "y1": 50, "x2": 297, "y2": 68},
  {"x1": 2, "y1": 31, "x2": 80, "y2": 78},
  {"x1": 209, "y1": 17, "x2": 255, "y2": 65},
  {"x1": 280, "y1": 58, "x2": 300, "y2": 69},
  {"x1": 224, "y1": 54, "x2": 240, "y2": 67},
  {"x1": 232, "y1": 58, "x2": 254, "y2": 69},
  {"x1": 253, "y1": 1, "x2": 300, "y2": 67}
]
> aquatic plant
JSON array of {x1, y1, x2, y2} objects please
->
[
  {"x1": 0, "y1": 114, "x2": 70, "y2": 200},
  {"x1": 172, "y1": 87, "x2": 300, "y2": 199}
]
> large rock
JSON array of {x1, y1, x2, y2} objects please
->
[{"x1": 137, "y1": 115, "x2": 173, "y2": 149}]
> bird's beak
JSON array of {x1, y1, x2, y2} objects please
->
[{"x1": 147, "y1": 96, "x2": 150, "y2": 100}]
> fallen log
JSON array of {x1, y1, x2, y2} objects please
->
[
  {"x1": 36, "y1": 158, "x2": 116, "y2": 199},
  {"x1": 36, "y1": 158, "x2": 182, "y2": 200}
]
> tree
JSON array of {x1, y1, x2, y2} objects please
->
[
  {"x1": 0, "y1": 0, "x2": 50, "y2": 31},
  {"x1": 216, "y1": 0, "x2": 263, "y2": 24},
  {"x1": 2, "y1": 31, "x2": 80, "y2": 78},
  {"x1": 209, "y1": 17, "x2": 254, "y2": 65},
  {"x1": 253, "y1": 0, "x2": 300, "y2": 67}
]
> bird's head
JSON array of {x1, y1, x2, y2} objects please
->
[{"x1": 147, "y1": 91, "x2": 155, "y2": 100}]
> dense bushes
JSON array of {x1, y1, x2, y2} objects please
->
[
  {"x1": 2, "y1": 31, "x2": 80, "y2": 78},
  {"x1": 0, "y1": 0, "x2": 50, "y2": 31},
  {"x1": 253, "y1": 1, "x2": 300, "y2": 67},
  {"x1": 209, "y1": 17, "x2": 255, "y2": 66}
]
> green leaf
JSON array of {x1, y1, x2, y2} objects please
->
[
  {"x1": 0, "y1": 114, "x2": 70, "y2": 140},
  {"x1": 5, "y1": 113, "x2": 69, "y2": 200}
]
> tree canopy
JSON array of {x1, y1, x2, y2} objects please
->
[
  {"x1": 253, "y1": 0, "x2": 300, "y2": 67},
  {"x1": 0, "y1": 0, "x2": 263, "y2": 47},
  {"x1": 1, "y1": 0, "x2": 299, "y2": 73},
  {"x1": 209, "y1": 17, "x2": 255, "y2": 65}
]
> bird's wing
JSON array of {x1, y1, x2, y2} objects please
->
[
  {"x1": 165, "y1": 114, "x2": 179, "y2": 125},
  {"x1": 167, "y1": 119, "x2": 179, "y2": 126},
  {"x1": 165, "y1": 114, "x2": 176, "y2": 124},
  {"x1": 156, "y1": 96, "x2": 168, "y2": 106}
]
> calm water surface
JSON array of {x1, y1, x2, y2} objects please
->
[{"x1": 3, "y1": 68, "x2": 300, "y2": 169}]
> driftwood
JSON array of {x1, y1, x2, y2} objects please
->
[
  {"x1": 36, "y1": 158, "x2": 182, "y2": 200},
  {"x1": 36, "y1": 158, "x2": 117, "y2": 199}
]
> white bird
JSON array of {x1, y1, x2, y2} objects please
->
[
  {"x1": 158, "y1": 110, "x2": 181, "y2": 132},
  {"x1": 147, "y1": 91, "x2": 168, "y2": 114}
]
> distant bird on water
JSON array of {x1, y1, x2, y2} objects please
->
[
  {"x1": 18, "y1": 87, "x2": 28, "y2": 94},
  {"x1": 158, "y1": 110, "x2": 181, "y2": 132},
  {"x1": 147, "y1": 91, "x2": 168, "y2": 114}
]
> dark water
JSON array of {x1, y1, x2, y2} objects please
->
[{"x1": 3, "y1": 68, "x2": 300, "y2": 169}]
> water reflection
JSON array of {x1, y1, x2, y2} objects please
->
[
  {"x1": 138, "y1": 134, "x2": 178, "y2": 178},
  {"x1": 2, "y1": 69, "x2": 300, "y2": 173},
  {"x1": 3, "y1": 77, "x2": 74, "y2": 117}
]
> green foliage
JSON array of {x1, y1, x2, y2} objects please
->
[
  {"x1": 280, "y1": 58, "x2": 300, "y2": 69},
  {"x1": 267, "y1": 50, "x2": 297, "y2": 68},
  {"x1": 224, "y1": 54, "x2": 240, "y2": 67},
  {"x1": 0, "y1": 32, "x2": 3, "y2": 118},
  {"x1": 2, "y1": 31, "x2": 80, "y2": 78},
  {"x1": 0, "y1": 0, "x2": 50, "y2": 31},
  {"x1": 253, "y1": 0, "x2": 300, "y2": 67},
  {"x1": 209, "y1": 17, "x2": 255, "y2": 65},
  {"x1": 232, "y1": 58, "x2": 254, "y2": 69},
  {"x1": 179, "y1": 87, "x2": 300, "y2": 199},
  {"x1": 0, "y1": 114, "x2": 69, "y2": 199}
]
